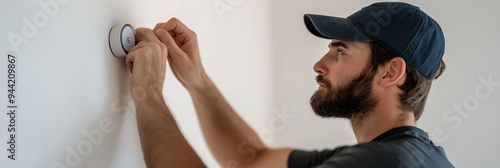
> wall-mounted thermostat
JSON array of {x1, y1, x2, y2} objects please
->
[{"x1": 108, "y1": 23, "x2": 135, "y2": 58}]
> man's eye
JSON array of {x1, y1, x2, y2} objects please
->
[{"x1": 337, "y1": 49, "x2": 345, "y2": 56}]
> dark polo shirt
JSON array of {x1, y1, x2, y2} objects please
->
[{"x1": 288, "y1": 126, "x2": 454, "y2": 168}]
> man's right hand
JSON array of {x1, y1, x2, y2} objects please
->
[
  {"x1": 153, "y1": 18, "x2": 208, "y2": 91},
  {"x1": 152, "y1": 18, "x2": 293, "y2": 168}
]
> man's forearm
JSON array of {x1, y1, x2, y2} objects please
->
[
  {"x1": 187, "y1": 76, "x2": 268, "y2": 166},
  {"x1": 135, "y1": 93, "x2": 205, "y2": 168}
]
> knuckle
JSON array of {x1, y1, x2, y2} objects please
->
[
  {"x1": 150, "y1": 43, "x2": 162, "y2": 52},
  {"x1": 190, "y1": 30, "x2": 198, "y2": 39},
  {"x1": 158, "y1": 43, "x2": 167, "y2": 52},
  {"x1": 155, "y1": 23, "x2": 163, "y2": 28},
  {"x1": 170, "y1": 17, "x2": 179, "y2": 22},
  {"x1": 142, "y1": 46, "x2": 153, "y2": 55},
  {"x1": 148, "y1": 42, "x2": 167, "y2": 55},
  {"x1": 136, "y1": 27, "x2": 147, "y2": 33},
  {"x1": 127, "y1": 49, "x2": 139, "y2": 56}
]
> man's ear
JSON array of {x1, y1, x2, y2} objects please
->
[{"x1": 379, "y1": 57, "x2": 406, "y2": 88}]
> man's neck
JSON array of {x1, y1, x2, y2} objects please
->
[{"x1": 350, "y1": 106, "x2": 416, "y2": 143}]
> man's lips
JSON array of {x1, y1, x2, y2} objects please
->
[
  {"x1": 317, "y1": 82, "x2": 326, "y2": 88},
  {"x1": 316, "y1": 76, "x2": 328, "y2": 88}
]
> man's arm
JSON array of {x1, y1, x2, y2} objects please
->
[
  {"x1": 126, "y1": 28, "x2": 205, "y2": 168},
  {"x1": 135, "y1": 94, "x2": 204, "y2": 168},
  {"x1": 188, "y1": 75, "x2": 293, "y2": 167},
  {"x1": 154, "y1": 18, "x2": 293, "y2": 167}
]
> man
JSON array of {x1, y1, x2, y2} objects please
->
[{"x1": 126, "y1": 2, "x2": 454, "y2": 168}]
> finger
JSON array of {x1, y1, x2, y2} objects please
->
[
  {"x1": 135, "y1": 27, "x2": 162, "y2": 43},
  {"x1": 160, "y1": 18, "x2": 191, "y2": 33},
  {"x1": 125, "y1": 41, "x2": 150, "y2": 73},
  {"x1": 155, "y1": 29, "x2": 185, "y2": 59},
  {"x1": 125, "y1": 48, "x2": 150, "y2": 75},
  {"x1": 125, "y1": 51, "x2": 136, "y2": 73},
  {"x1": 158, "y1": 18, "x2": 195, "y2": 44},
  {"x1": 130, "y1": 40, "x2": 148, "y2": 49},
  {"x1": 135, "y1": 28, "x2": 145, "y2": 43},
  {"x1": 126, "y1": 60, "x2": 133, "y2": 73},
  {"x1": 153, "y1": 23, "x2": 164, "y2": 31},
  {"x1": 128, "y1": 40, "x2": 150, "y2": 53},
  {"x1": 153, "y1": 23, "x2": 177, "y2": 45}
]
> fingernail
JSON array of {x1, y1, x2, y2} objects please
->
[{"x1": 155, "y1": 30, "x2": 164, "y2": 38}]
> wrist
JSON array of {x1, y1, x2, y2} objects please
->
[
  {"x1": 134, "y1": 90, "x2": 167, "y2": 115},
  {"x1": 131, "y1": 86, "x2": 164, "y2": 103},
  {"x1": 187, "y1": 73, "x2": 214, "y2": 94}
]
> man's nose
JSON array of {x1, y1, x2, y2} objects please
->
[{"x1": 313, "y1": 55, "x2": 327, "y2": 76}]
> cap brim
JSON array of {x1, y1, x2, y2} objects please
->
[{"x1": 304, "y1": 14, "x2": 373, "y2": 42}]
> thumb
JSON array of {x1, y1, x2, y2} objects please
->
[{"x1": 155, "y1": 29, "x2": 184, "y2": 58}]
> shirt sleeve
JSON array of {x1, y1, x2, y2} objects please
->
[{"x1": 287, "y1": 147, "x2": 347, "y2": 168}]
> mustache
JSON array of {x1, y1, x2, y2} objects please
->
[{"x1": 316, "y1": 75, "x2": 331, "y2": 88}]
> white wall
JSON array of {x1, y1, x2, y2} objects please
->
[
  {"x1": 1, "y1": 0, "x2": 499, "y2": 168},
  {"x1": 1, "y1": 0, "x2": 272, "y2": 167}
]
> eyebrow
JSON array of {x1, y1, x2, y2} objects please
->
[{"x1": 329, "y1": 41, "x2": 349, "y2": 49}]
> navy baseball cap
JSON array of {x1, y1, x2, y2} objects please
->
[{"x1": 304, "y1": 2, "x2": 445, "y2": 79}]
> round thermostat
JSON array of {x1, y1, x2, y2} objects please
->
[{"x1": 108, "y1": 23, "x2": 136, "y2": 58}]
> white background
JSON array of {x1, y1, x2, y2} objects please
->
[{"x1": 1, "y1": 0, "x2": 499, "y2": 167}]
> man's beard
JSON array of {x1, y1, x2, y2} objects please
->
[{"x1": 310, "y1": 68, "x2": 378, "y2": 122}]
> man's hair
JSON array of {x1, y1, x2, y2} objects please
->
[{"x1": 368, "y1": 42, "x2": 446, "y2": 121}]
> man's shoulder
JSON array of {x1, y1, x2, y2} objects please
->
[
  {"x1": 316, "y1": 140, "x2": 453, "y2": 168},
  {"x1": 288, "y1": 127, "x2": 454, "y2": 168},
  {"x1": 288, "y1": 143, "x2": 409, "y2": 168},
  {"x1": 325, "y1": 142, "x2": 403, "y2": 162},
  {"x1": 317, "y1": 128, "x2": 453, "y2": 168}
]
